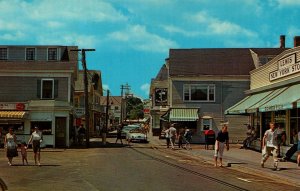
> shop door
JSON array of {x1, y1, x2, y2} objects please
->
[{"x1": 55, "y1": 117, "x2": 66, "y2": 147}]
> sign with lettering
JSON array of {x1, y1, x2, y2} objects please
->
[{"x1": 269, "y1": 54, "x2": 299, "y2": 81}]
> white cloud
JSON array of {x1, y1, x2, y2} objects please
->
[
  {"x1": 103, "y1": 84, "x2": 110, "y2": 91},
  {"x1": 108, "y1": 25, "x2": 178, "y2": 53},
  {"x1": 37, "y1": 33, "x2": 98, "y2": 48},
  {"x1": 140, "y1": 83, "x2": 150, "y2": 96},
  {"x1": 276, "y1": 0, "x2": 300, "y2": 6},
  {"x1": 161, "y1": 25, "x2": 200, "y2": 37},
  {"x1": 0, "y1": 31, "x2": 25, "y2": 41},
  {"x1": 190, "y1": 11, "x2": 257, "y2": 37}
]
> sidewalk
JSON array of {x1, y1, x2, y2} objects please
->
[{"x1": 148, "y1": 136, "x2": 300, "y2": 187}]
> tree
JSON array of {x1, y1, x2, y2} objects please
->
[{"x1": 126, "y1": 97, "x2": 144, "y2": 120}]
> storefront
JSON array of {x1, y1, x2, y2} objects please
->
[{"x1": 226, "y1": 45, "x2": 300, "y2": 158}]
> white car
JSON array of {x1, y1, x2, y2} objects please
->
[{"x1": 126, "y1": 129, "x2": 148, "y2": 143}]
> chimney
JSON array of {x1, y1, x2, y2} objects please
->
[
  {"x1": 294, "y1": 36, "x2": 300, "y2": 47},
  {"x1": 280, "y1": 35, "x2": 285, "y2": 48}
]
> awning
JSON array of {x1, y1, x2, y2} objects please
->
[
  {"x1": 225, "y1": 91, "x2": 274, "y2": 115},
  {"x1": 169, "y1": 108, "x2": 199, "y2": 122},
  {"x1": 259, "y1": 84, "x2": 300, "y2": 112},
  {"x1": 0, "y1": 111, "x2": 27, "y2": 119}
]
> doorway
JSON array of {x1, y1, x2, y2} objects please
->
[{"x1": 55, "y1": 117, "x2": 67, "y2": 147}]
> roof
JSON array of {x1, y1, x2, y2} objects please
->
[
  {"x1": 155, "y1": 64, "x2": 168, "y2": 81},
  {"x1": 169, "y1": 48, "x2": 287, "y2": 76}
]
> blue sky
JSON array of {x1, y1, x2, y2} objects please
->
[{"x1": 1, "y1": 0, "x2": 300, "y2": 99}]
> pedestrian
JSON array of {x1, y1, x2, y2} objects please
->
[
  {"x1": 281, "y1": 128, "x2": 298, "y2": 162},
  {"x1": 177, "y1": 128, "x2": 184, "y2": 148},
  {"x1": 20, "y1": 142, "x2": 28, "y2": 165},
  {"x1": 169, "y1": 124, "x2": 177, "y2": 149},
  {"x1": 115, "y1": 124, "x2": 123, "y2": 145},
  {"x1": 28, "y1": 126, "x2": 43, "y2": 166},
  {"x1": 261, "y1": 122, "x2": 279, "y2": 169},
  {"x1": 4, "y1": 127, "x2": 18, "y2": 166},
  {"x1": 78, "y1": 125, "x2": 86, "y2": 145},
  {"x1": 164, "y1": 127, "x2": 171, "y2": 148},
  {"x1": 214, "y1": 124, "x2": 229, "y2": 167},
  {"x1": 297, "y1": 130, "x2": 300, "y2": 167},
  {"x1": 183, "y1": 127, "x2": 192, "y2": 150},
  {"x1": 276, "y1": 124, "x2": 286, "y2": 157},
  {"x1": 240, "y1": 125, "x2": 252, "y2": 149}
]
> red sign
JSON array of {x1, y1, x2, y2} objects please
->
[
  {"x1": 143, "y1": 108, "x2": 150, "y2": 114},
  {"x1": 16, "y1": 103, "x2": 25, "y2": 111}
]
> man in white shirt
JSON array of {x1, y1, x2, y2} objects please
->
[
  {"x1": 261, "y1": 122, "x2": 279, "y2": 169},
  {"x1": 169, "y1": 124, "x2": 177, "y2": 149}
]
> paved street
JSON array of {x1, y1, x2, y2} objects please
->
[{"x1": 0, "y1": 136, "x2": 299, "y2": 191}]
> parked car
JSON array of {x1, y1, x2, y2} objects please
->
[
  {"x1": 108, "y1": 124, "x2": 140, "y2": 138},
  {"x1": 126, "y1": 129, "x2": 148, "y2": 143}
]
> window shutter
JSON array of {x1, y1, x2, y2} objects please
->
[
  {"x1": 37, "y1": 80, "x2": 41, "y2": 98},
  {"x1": 54, "y1": 80, "x2": 59, "y2": 98}
]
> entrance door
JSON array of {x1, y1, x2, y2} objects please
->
[{"x1": 55, "y1": 117, "x2": 67, "y2": 147}]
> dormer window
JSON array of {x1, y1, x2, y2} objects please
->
[
  {"x1": 48, "y1": 48, "x2": 58, "y2": 61},
  {"x1": 26, "y1": 48, "x2": 36, "y2": 60},
  {"x1": 0, "y1": 48, "x2": 8, "y2": 60}
]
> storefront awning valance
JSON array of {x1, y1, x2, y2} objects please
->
[
  {"x1": 169, "y1": 108, "x2": 199, "y2": 122},
  {"x1": 259, "y1": 84, "x2": 300, "y2": 112},
  {"x1": 0, "y1": 111, "x2": 27, "y2": 119},
  {"x1": 225, "y1": 91, "x2": 274, "y2": 115}
]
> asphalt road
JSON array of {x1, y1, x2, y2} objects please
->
[{"x1": 0, "y1": 140, "x2": 299, "y2": 191}]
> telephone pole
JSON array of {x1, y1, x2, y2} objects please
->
[
  {"x1": 120, "y1": 83, "x2": 130, "y2": 123},
  {"x1": 71, "y1": 48, "x2": 95, "y2": 148}
]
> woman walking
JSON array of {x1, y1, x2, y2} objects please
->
[
  {"x1": 4, "y1": 127, "x2": 18, "y2": 166},
  {"x1": 28, "y1": 126, "x2": 43, "y2": 166}
]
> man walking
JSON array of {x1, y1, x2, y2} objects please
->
[
  {"x1": 214, "y1": 124, "x2": 229, "y2": 167},
  {"x1": 261, "y1": 122, "x2": 279, "y2": 169},
  {"x1": 169, "y1": 124, "x2": 177, "y2": 149}
]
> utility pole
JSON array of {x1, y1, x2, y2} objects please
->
[
  {"x1": 120, "y1": 83, "x2": 130, "y2": 123},
  {"x1": 71, "y1": 48, "x2": 95, "y2": 148},
  {"x1": 103, "y1": 90, "x2": 109, "y2": 145}
]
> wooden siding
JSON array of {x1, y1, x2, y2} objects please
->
[
  {"x1": 0, "y1": 76, "x2": 69, "y2": 102},
  {"x1": 250, "y1": 48, "x2": 300, "y2": 90}
]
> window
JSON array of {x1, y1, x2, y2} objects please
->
[
  {"x1": 202, "y1": 118, "x2": 212, "y2": 131},
  {"x1": 31, "y1": 121, "x2": 52, "y2": 135},
  {"x1": 183, "y1": 84, "x2": 215, "y2": 102},
  {"x1": 0, "y1": 48, "x2": 8, "y2": 60},
  {"x1": 48, "y1": 48, "x2": 58, "y2": 60},
  {"x1": 115, "y1": 106, "x2": 119, "y2": 110},
  {"x1": 26, "y1": 48, "x2": 35, "y2": 60},
  {"x1": 37, "y1": 79, "x2": 58, "y2": 99}
]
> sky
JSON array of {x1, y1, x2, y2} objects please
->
[{"x1": 1, "y1": 0, "x2": 300, "y2": 99}]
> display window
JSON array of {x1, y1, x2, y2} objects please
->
[{"x1": 30, "y1": 121, "x2": 52, "y2": 135}]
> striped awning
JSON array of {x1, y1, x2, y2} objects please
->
[
  {"x1": 0, "y1": 111, "x2": 27, "y2": 119},
  {"x1": 169, "y1": 108, "x2": 199, "y2": 122}
]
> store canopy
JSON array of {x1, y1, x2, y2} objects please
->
[
  {"x1": 225, "y1": 91, "x2": 274, "y2": 115},
  {"x1": 0, "y1": 111, "x2": 27, "y2": 119},
  {"x1": 259, "y1": 84, "x2": 300, "y2": 112},
  {"x1": 161, "y1": 108, "x2": 199, "y2": 122}
]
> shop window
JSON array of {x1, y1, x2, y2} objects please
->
[
  {"x1": 31, "y1": 121, "x2": 52, "y2": 135},
  {"x1": 183, "y1": 84, "x2": 215, "y2": 102},
  {"x1": 0, "y1": 123, "x2": 24, "y2": 134},
  {"x1": 290, "y1": 108, "x2": 300, "y2": 145},
  {"x1": 201, "y1": 118, "x2": 212, "y2": 131},
  {"x1": 261, "y1": 112, "x2": 272, "y2": 135}
]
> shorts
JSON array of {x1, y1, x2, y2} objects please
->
[
  {"x1": 32, "y1": 140, "x2": 41, "y2": 153},
  {"x1": 214, "y1": 141, "x2": 225, "y2": 158}
]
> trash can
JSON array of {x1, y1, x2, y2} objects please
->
[{"x1": 204, "y1": 130, "x2": 215, "y2": 150}]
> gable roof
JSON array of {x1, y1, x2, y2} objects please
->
[{"x1": 169, "y1": 48, "x2": 287, "y2": 76}]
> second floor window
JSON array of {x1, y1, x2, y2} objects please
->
[
  {"x1": 183, "y1": 84, "x2": 215, "y2": 102},
  {"x1": 48, "y1": 48, "x2": 58, "y2": 60},
  {"x1": 0, "y1": 48, "x2": 8, "y2": 60},
  {"x1": 26, "y1": 48, "x2": 35, "y2": 60},
  {"x1": 37, "y1": 79, "x2": 58, "y2": 100}
]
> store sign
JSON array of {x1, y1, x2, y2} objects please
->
[
  {"x1": 264, "y1": 104, "x2": 283, "y2": 112},
  {"x1": 0, "y1": 103, "x2": 25, "y2": 110},
  {"x1": 155, "y1": 88, "x2": 168, "y2": 106},
  {"x1": 269, "y1": 54, "x2": 299, "y2": 81}
]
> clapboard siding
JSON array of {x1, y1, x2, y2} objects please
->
[{"x1": 0, "y1": 76, "x2": 68, "y2": 102}]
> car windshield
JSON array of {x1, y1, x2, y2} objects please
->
[{"x1": 122, "y1": 125, "x2": 140, "y2": 132}]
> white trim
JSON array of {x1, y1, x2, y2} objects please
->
[
  {"x1": 201, "y1": 118, "x2": 213, "y2": 131},
  {"x1": 183, "y1": 84, "x2": 216, "y2": 102}
]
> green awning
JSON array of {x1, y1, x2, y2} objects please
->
[
  {"x1": 225, "y1": 91, "x2": 274, "y2": 115},
  {"x1": 170, "y1": 108, "x2": 199, "y2": 121},
  {"x1": 259, "y1": 84, "x2": 300, "y2": 112}
]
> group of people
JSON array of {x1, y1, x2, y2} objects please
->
[
  {"x1": 261, "y1": 122, "x2": 300, "y2": 169},
  {"x1": 3, "y1": 126, "x2": 43, "y2": 166},
  {"x1": 164, "y1": 125, "x2": 192, "y2": 150}
]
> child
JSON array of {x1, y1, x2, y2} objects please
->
[{"x1": 20, "y1": 142, "x2": 28, "y2": 165}]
